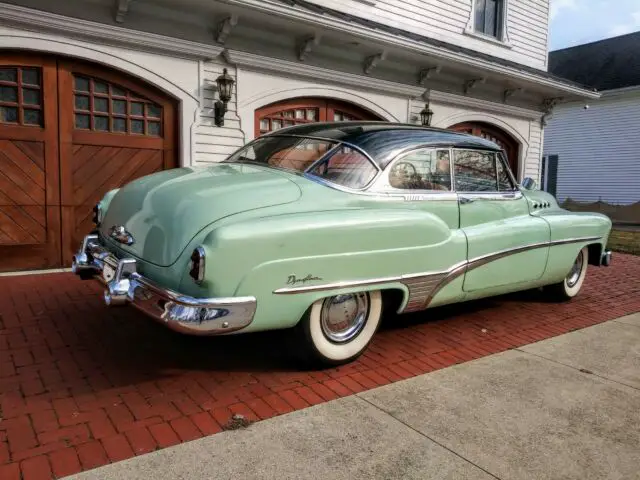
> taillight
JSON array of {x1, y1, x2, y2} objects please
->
[{"x1": 189, "y1": 246, "x2": 206, "y2": 284}]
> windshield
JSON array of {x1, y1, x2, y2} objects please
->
[{"x1": 224, "y1": 136, "x2": 338, "y2": 173}]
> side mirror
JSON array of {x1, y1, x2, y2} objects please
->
[{"x1": 521, "y1": 177, "x2": 537, "y2": 190}]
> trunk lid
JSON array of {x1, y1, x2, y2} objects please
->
[{"x1": 99, "y1": 163, "x2": 301, "y2": 266}]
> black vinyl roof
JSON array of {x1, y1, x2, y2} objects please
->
[
  {"x1": 275, "y1": 0, "x2": 595, "y2": 92},
  {"x1": 549, "y1": 31, "x2": 640, "y2": 91},
  {"x1": 267, "y1": 122, "x2": 502, "y2": 167}
]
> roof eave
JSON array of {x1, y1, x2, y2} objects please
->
[{"x1": 221, "y1": 0, "x2": 601, "y2": 100}]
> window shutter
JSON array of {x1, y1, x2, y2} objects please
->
[{"x1": 547, "y1": 155, "x2": 559, "y2": 197}]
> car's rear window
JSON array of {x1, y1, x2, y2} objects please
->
[
  {"x1": 307, "y1": 146, "x2": 378, "y2": 189},
  {"x1": 224, "y1": 136, "x2": 337, "y2": 173}
]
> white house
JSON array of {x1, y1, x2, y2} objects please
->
[
  {"x1": 0, "y1": 0, "x2": 598, "y2": 271},
  {"x1": 543, "y1": 31, "x2": 640, "y2": 224}
]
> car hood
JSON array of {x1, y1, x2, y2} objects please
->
[{"x1": 99, "y1": 163, "x2": 302, "y2": 266}]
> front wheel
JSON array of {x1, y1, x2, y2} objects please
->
[
  {"x1": 545, "y1": 246, "x2": 589, "y2": 300},
  {"x1": 293, "y1": 290, "x2": 382, "y2": 366}
]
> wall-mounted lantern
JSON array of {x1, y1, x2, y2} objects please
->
[
  {"x1": 214, "y1": 68, "x2": 235, "y2": 127},
  {"x1": 419, "y1": 102, "x2": 433, "y2": 126}
]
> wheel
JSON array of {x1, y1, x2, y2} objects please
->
[
  {"x1": 293, "y1": 290, "x2": 382, "y2": 366},
  {"x1": 546, "y1": 246, "x2": 589, "y2": 300}
]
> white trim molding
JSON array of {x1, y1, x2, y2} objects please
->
[
  {"x1": 224, "y1": 49, "x2": 425, "y2": 98},
  {"x1": 0, "y1": 2, "x2": 222, "y2": 60},
  {"x1": 223, "y1": 0, "x2": 599, "y2": 100},
  {"x1": 429, "y1": 91, "x2": 542, "y2": 120}
]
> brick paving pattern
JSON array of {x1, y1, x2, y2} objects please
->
[{"x1": 1, "y1": 254, "x2": 639, "y2": 479}]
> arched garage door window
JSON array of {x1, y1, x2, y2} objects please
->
[
  {"x1": 449, "y1": 122, "x2": 520, "y2": 178},
  {"x1": 255, "y1": 98, "x2": 382, "y2": 136}
]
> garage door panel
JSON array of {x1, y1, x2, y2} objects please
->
[
  {"x1": 70, "y1": 144, "x2": 102, "y2": 174},
  {"x1": 0, "y1": 144, "x2": 46, "y2": 204},
  {"x1": 1, "y1": 140, "x2": 45, "y2": 180},
  {"x1": 72, "y1": 147, "x2": 151, "y2": 205},
  {"x1": 0, "y1": 206, "x2": 46, "y2": 244}
]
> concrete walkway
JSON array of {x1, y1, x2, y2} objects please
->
[{"x1": 69, "y1": 314, "x2": 640, "y2": 480}]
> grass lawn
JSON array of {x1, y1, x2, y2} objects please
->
[{"x1": 607, "y1": 229, "x2": 640, "y2": 256}]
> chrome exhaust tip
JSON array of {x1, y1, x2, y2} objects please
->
[{"x1": 601, "y1": 250, "x2": 612, "y2": 267}]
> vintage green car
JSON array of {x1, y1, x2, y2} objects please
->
[{"x1": 73, "y1": 122, "x2": 613, "y2": 365}]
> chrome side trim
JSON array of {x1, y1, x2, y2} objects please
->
[
  {"x1": 273, "y1": 236, "x2": 602, "y2": 313},
  {"x1": 457, "y1": 191, "x2": 523, "y2": 201}
]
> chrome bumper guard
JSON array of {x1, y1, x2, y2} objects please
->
[{"x1": 71, "y1": 234, "x2": 257, "y2": 335}]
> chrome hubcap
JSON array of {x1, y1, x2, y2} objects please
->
[
  {"x1": 566, "y1": 250, "x2": 584, "y2": 288},
  {"x1": 320, "y1": 293, "x2": 369, "y2": 343}
]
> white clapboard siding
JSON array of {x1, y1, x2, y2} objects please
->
[
  {"x1": 543, "y1": 95, "x2": 640, "y2": 205},
  {"x1": 194, "y1": 62, "x2": 245, "y2": 164},
  {"x1": 524, "y1": 120, "x2": 542, "y2": 181},
  {"x1": 305, "y1": 0, "x2": 549, "y2": 69}
]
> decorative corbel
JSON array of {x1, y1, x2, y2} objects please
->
[
  {"x1": 418, "y1": 66, "x2": 442, "y2": 86},
  {"x1": 216, "y1": 14, "x2": 239, "y2": 44},
  {"x1": 364, "y1": 51, "x2": 387, "y2": 75},
  {"x1": 540, "y1": 97, "x2": 562, "y2": 127},
  {"x1": 114, "y1": 0, "x2": 132, "y2": 23},
  {"x1": 463, "y1": 77, "x2": 486, "y2": 95},
  {"x1": 298, "y1": 34, "x2": 321, "y2": 61},
  {"x1": 503, "y1": 87, "x2": 523, "y2": 103}
]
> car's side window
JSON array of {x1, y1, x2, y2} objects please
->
[
  {"x1": 453, "y1": 150, "x2": 498, "y2": 192},
  {"x1": 496, "y1": 154, "x2": 515, "y2": 191},
  {"x1": 388, "y1": 149, "x2": 451, "y2": 191}
]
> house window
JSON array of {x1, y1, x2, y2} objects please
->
[{"x1": 474, "y1": 0, "x2": 504, "y2": 38}]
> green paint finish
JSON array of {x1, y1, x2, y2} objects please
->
[{"x1": 94, "y1": 161, "x2": 613, "y2": 335}]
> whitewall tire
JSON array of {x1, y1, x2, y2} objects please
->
[
  {"x1": 547, "y1": 246, "x2": 589, "y2": 300},
  {"x1": 295, "y1": 290, "x2": 382, "y2": 366}
]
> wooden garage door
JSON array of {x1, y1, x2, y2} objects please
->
[
  {"x1": 0, "y1": 55, "x2": 177, "y2": 272},
  {"x1": 255, "y1": 98, "x2": 381, "y2": 136}
]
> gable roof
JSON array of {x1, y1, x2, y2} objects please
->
[{"x1": 549, "y1": 31, "x2": 640, "y2": 91}]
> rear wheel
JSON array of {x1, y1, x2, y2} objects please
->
[
  {"x1": 546, "y1": 247, "x2": 588, "y2": 300},
  {"x1": 294, "y1": 290, "x2": 382, "y2": 366}
]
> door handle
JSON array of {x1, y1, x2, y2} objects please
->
[{"x1": 459, "y1": 196, "x2": 475, "y2": 204}]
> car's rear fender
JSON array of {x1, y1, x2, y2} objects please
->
[{"x1": 180, "y1": 208, "x2": 467, "y2": 332}]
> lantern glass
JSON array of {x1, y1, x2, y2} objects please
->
[
  {"x1": 420, "y1": 103, "x2": 433, "y2": 126},
  {"x1": 216, "y1": 68, "x2": 234, "y2": 103}
]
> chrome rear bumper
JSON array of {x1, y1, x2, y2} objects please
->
[{"x1": 72, "y1": 234, "x2": 257, "y2": 335}]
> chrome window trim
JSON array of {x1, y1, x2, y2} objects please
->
[{"x1": 274, "y1": 235, "x2": 602, "y2": 312}]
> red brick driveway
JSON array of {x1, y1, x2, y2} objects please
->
[{"x1": 1, "y1": 255, "x2": 639, "y2": 480}]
